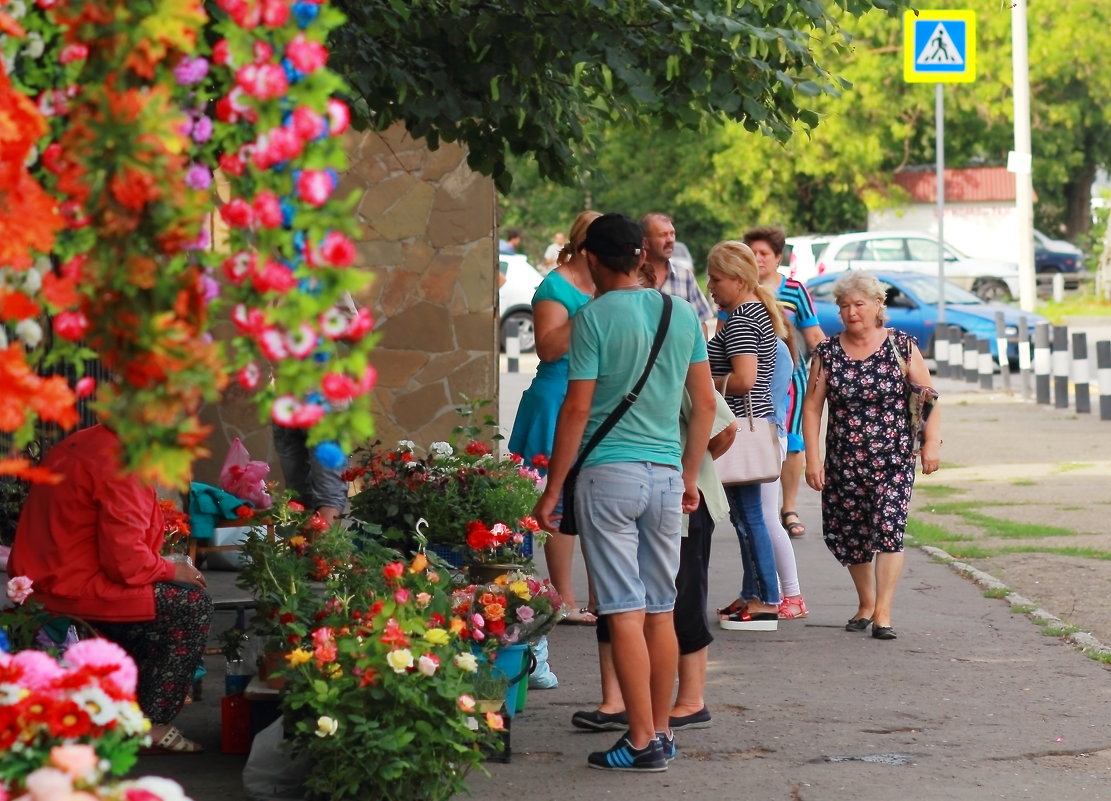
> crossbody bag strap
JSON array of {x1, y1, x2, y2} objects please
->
[{"x1": 570, "y1": 293, "x2": 673, "y2": 472}]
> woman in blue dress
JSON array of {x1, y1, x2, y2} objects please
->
[{"x1": 509, "y1": 209, "x2": 600, "y2": 625}]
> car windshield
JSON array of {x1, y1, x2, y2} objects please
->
[{"x1": 891, "y1": 274, "x2": 983, "y2": 305}]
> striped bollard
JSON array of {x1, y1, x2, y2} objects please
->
[
  {"x1": 935, "y1": 327, "x2": 950, "y2": 378},
  {"x1": 963, "y1": 333, "x2": 978, "y2": 384},
  {"x1": 1052, "y1": 325, "x2": 1069, "y2": 409},
  {"x1": 994, "y1": 311, "x2": 1011, "y2": 392},
  {"x1": 1017, "y1": 315, "x2": 1032, "y2": 400},
  {"x1": 506, "y1": 319, "x2": 522, "y2": 374},
  {"x1": 950, "y1": 326, "x2": 964, "y2": 380},
  {"x1": 1034, "y1": 323, "x2": 1051, "y2": 404},
  {"x1": 1098, "y1": 341, "x2": 1111, "y2": 421},
  {"x1": 978, "y1": 339, "x2": 993, "y2": 390},
  {"x1": 1073, "y1": 332, "x2": 1090, "y2": 414}
]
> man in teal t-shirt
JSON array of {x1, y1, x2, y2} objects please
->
[{"x1": 534, "y1": 213, "x2": 715, "y2": 773}]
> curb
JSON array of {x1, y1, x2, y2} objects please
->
[{"x1": 918, "y1": 544, "x2": 1111, "y2": 661}]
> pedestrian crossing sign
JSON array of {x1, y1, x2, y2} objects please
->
[{"x1": 903, "y1": 9, "x2": 976, "y2": 83}]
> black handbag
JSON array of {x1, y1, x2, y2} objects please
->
[{"x1": 559, "y1": 294, "x2": 673, "y2": 535}]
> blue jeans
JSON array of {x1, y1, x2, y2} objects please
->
[
  {"x1": 576, "y1": 462, "x2": 683, "y2": 615},
  {"x1": 723, "y1": 483, "x2": 780, "y2": 606}
]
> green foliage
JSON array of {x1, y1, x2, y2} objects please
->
[{"x1": 329, "y1": 0, "x2": 910, "y2": 193}]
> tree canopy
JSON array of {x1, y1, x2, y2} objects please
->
[
  {"x1": 329, "y1": 0, "x2": 907, "y2": 192},
  {"x1": 498, "y1": 0, "x2": 1111, "y2": 264}
]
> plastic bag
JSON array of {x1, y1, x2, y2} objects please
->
[
  {"x1": 220, "y1": 438, "x2": 272, "y2": 510},
  {"x1": 242, "y1": 717, "x2": 308, "y2": 801}
]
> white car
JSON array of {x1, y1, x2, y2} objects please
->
[
  {"x1": 498, "y1": 254, "x2": 543, "y2": 352},
  {"x1": 784, "y1": 234, "x2": 834, "y2": 283},
  {"x1": 814, "y1": 230, "x2": 1020, "y2": 302}
]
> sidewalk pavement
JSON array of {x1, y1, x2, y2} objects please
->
[{"x1": 151, "y1": 364, "x2": 1111, "y2": 800}]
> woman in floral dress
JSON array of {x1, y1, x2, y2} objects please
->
[{"x1": 801, "y1": 272, "x2": 941, "y2": 640}]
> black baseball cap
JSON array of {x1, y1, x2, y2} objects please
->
[{"x1": 581, "y1": 213, "x2": 643, "y2": 258}]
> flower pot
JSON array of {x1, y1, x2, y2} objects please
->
[{"x1": 467, "y1": 562, "x2": 520, "y2": 585}]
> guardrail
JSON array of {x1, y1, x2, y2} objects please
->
[{"x1": 935, "y1": 314, "x2": 1111, "y2": 421}]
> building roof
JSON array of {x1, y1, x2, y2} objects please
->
[{"x1": 894, "y1": 167, "x2": 1018, "y2": 203}]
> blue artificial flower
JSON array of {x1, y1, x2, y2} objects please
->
[
  {"x1": 281, "y1": 58, "x2": 305, "y2": 84},
  {"x1": 281, "y1": 198, "x2": 297, "y2": 229},
  {"x1": 315, "y1": 441, "x2": 346, "y2": 470},
  {"x1": 291, "y1": 1, "x2": 321, "y2": 29}
]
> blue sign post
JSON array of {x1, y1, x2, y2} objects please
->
[{"x1": 904, "y1": 10, "x2": 977, "y2": 324}]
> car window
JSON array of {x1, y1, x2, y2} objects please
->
[
  {"x1": 859, "y1": 239, "x2": 907, "y2": 262},
  {"x1": 809, "y1": 282, "x2": 835, "y2": 302},
  {"x1": 834, "y1": 241, "x2": 863, "y2": 261},
  {"x1": 906, "y1": 238, "x2": 941, "y2": 262}
]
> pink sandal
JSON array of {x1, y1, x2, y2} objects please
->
[{"x1": 778, "y1": 595, "x2": 809, "y2": 620}]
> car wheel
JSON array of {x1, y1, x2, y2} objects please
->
[
  {"x1": 972, "y1": 279, "x2": 1011, "y2": 302},
  {"x1": 500, "y1": 311, "x2": 535, "y2": 353}
]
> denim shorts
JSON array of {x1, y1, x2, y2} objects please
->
[{"x1": 575, "y1": 462, "x2": 683, "y2": 615}]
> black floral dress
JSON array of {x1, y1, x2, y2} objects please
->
[{"x1": 813, "y1": 330, "x2": 916, "y2": 566}]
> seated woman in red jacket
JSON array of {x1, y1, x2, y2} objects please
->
[{"x1": 10, "y1": 424, "x2": 213, "y2": 754}]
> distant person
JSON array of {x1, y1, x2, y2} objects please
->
[
  {"x1": 499, "y1": 229, "x2": 522, "y2": 255},
  {"x1": 640, "y1": 212, "x2": 715, "y2": 338},
  {"x1": 803, "y1": 272, "x2": 941, "y2": 640},
  {"x1": 273, "y1": 425, "x2": 347, "y2": 526},
  {"x1": 542, "y1": 232, "x2": 567, "y2": 273},
  {"x1": 509, "y1": 210, "x2": 601, "y2": 625},
  {"x1": 535, "y1": 213, "x2": 714, "y2": 772},
  {"x1": 10, "y1": 424, "x2": 212, "y2": 754},
  {"x1": 743, "y1": 226, "x2": 825, "y2": 540}
]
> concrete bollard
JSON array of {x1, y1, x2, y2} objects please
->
[
  {"x1": 1098, "y1": 341, "x2": 1111, "y2": 421},
  {"x1": 1052, "y1": 325, "x2": 1070, "y2": 409},
  {"x1": 1017, "y1": 315, "x2": 1032, "y2": 400},
  {"x1": 1034, "y1": 323, "x2": 1051, "y2": 404},
  {"x1": 949, "y1": 326, "x2": 964, "y2": 381},
  {"x1": 935, "y1": 327, "x2": 950, "y2": 378},
  {"x1": 994, "y1": 311, "x2": 1011, "y2": 392},
  {"x1": 506, "y1": 319, "x2": 522, "y2": 374},
  {"x1": 963, "y1": 332, "x2": 978, "y2": 384},
  {"x1": 978, "y1": 339, "x2": 993, "y2": 390},
  {"x1": 1073, "y1": 332, "x2": 1090, "y2": 414},
  {"x1": 1052, "y1": 273, "x2": 1065, "y2": 303}
]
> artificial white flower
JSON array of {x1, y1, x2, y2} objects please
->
[
  {"x1": 464, "y1": 716, "x2": 479, "y2": 731},
  {"x1": 430, "y1": 441, "x2": 453, "y2": 457},
  {"x1": 396, "y1": 439, "x2": 416, "y2": 452},
  {"x1": 71, "y1": 686, "x2": 117, "y2": 726},
  {"x1": 15, "y1": 319, "x2": 42, "y2": 349},
  {"x1": 452, "y1": 652, "x2": 479, "y2": 673},
  {"x1": 315, "y1": 715, "x2": 339, "y2": 738},
  {"x1": 7, "y1": 0, "x2": 27, "y2": 19},
  {"x1": 22, "y1": 31, "x2": 44, "y2": 59}
]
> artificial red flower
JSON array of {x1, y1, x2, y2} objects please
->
[
  {"x1": 466, "y1": 441, "x2": 491, "y2": 457},
  {"x1": 53, "y1": 310, "x2": 89, "y2": 341}
]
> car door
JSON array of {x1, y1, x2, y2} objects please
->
[{"x1": 880, "y1": 279, "x2": 930, "y2": 352}]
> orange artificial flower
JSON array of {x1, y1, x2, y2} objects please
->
[
  {"x1": 0, "y1": 458, "x2": 64, "y2": 484},
  {"x1": 0, "y1": 289, "x2": 41, "y2": 322}
]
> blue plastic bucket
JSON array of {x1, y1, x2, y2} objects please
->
[{"x1": 490, "y1": 644, "x2": 530, "y2": 717}]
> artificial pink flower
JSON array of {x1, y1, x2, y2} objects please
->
[
  {"x1": 64, "y1": 638, "x2": 138, "y2": 694},
  {"x1": 222, "y1": 251, "x2": 256, "y2": 286},
  {"x1": 271, "y1": 395, "x2": 301, "y2": 426},
  {"x1": 219, "y1": 198, "x2": 254, "y2": 229},
  {"x1": 286, "y1": 33, "x2": 328, "y2": 73},
  {"x1": 291, "y1": 106, "x2": 326, "y2": 141},
  {"x1": 516, "y1": 605, "x2": 534, "y2": 622},
  {"x1": 49, "y1": 744, "x2": 98, "y2": 778},
  {"x1": 6, "y1": 575, "x2": 33, "y2": 604},
  {"x1": 258, "y1": 328, "x2": 290, "y2": 360},
  {"x1": 417, "y1": 654, "x2": 439, "y2": 677},
  {"x1": 253, "y1": 191, "x2": 283, "y2": 229},
  {"x1": 53, "y1": 310, "x2": 88, "y2": 342},
  {"x1": 319, "y1": 307, "x2": 349, "y2": 339},
  {"x1": 212, "y1": 38, "x2": 233, "y2": 66},
  {"x1": 23, "y1": 769, "x2": 72, "y2": 801},
  {"x1": 342, "y1": 308, "x2": 374, "y2": 341},
  {"x1": 12, "y1": 650, "x2": 64, "y2": 689},
  {"x1": 59, "y1": 44, "x2": 88, "y2": 65},
  {"x1": 290, "y1": 403, "x2": 325, "y2": 428},
  {"x1": 317, "y1": 231, "x2": 356, "y2": 267},
  {"x1": 296, "y1": 169, "x2": 334, "y2": 207},
  {"x1": 75, "y1": 376, "x2": 96, "y2": 399},
  {"x1": 252, "y1": 40, "x2": 274, "y2": 63},
  {"x1": 284, "y1": 323, "x2": 318, "y2": 359},
  {"x1": 321, "y1": 372, "x2": 358, "y2": 403},
  {"x1": 326, "y1": 98, "x2": 350, "y2": 135},
  {"x1": 232, "y1": 304, "x2": 267, "y2": 336},
  {"x1": 394, "y1": 588, "x2": 410, "y2": 605},
  {"x1": 357, "y1": 365, "x2": 378, "y2": 393},
  {"x1": 236, "y1": 63, "x2": 289, "y2": 100},
  {"x1": 252, "y1": 261, "x2": 297, "y2": 294},
  {"x1": 457, "y1": 694, "x2": 476, "y2": 713},
  {"x1": 261, "y1": 0, "x2": 290, "y2": 27},
  {"x1": 237, "y1": 363, "x2": 262, "y2": 391}
]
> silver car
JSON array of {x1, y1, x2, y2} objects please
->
[{"x1": 814, "y1": 230, "x2": 1020, "y2": 301}]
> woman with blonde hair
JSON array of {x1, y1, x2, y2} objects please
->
[
  {"x1": 705, "y1": 241, "x2": 786, "y2": 631},
  {"x1": 509, "y1": 209, "x2": 601, "y2": 631},
  {"x1": 803, "y1": 271, "x2": 941, "y2": 640}
]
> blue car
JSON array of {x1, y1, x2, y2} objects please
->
[{"x1": 806, "y1": 271, "x2": 1047, "y2": 361}]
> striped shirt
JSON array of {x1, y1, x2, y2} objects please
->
[{"x1": 707, "y1": 301, "x2": 777, "y2": 419}]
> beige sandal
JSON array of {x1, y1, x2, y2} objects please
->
[{"x1": 139, "y1": 725, "x2": 204, "y2": 756}]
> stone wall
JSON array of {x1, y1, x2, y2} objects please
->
[{"x1": 194, "y1": 123, "x2": 498, "y2": 487}]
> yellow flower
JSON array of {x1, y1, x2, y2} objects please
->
[
  {"x1": 386, "y1": 648, "x2": 414, "y2": 673},
  {"x1": 453, "y1": 652, "x2": 479, "y2": 673},
  {"x1": 285, "y1": 648, "x2": 312, "y2": 667},
  {"x1": 315, "y1": 716, "x2": 339, "y2": 738},
  {"x1": 424, "y1": 628, "x2": 450, "y2": 645},
  {"x1": 493, "y1": 574, "x2": 509, "y2": 586},
  {"x1": 326, "y1": 664, "x2": 344, "y2": 679},
  {"x1": 288, "y1": 535, "x2": 308, "y2": 550},
  {"x1": 485, "y1": 711, "x2": 505, "y2": 731},
  {"x1": 508, "y1": 580, "x2": 531, "y2": 600}
]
